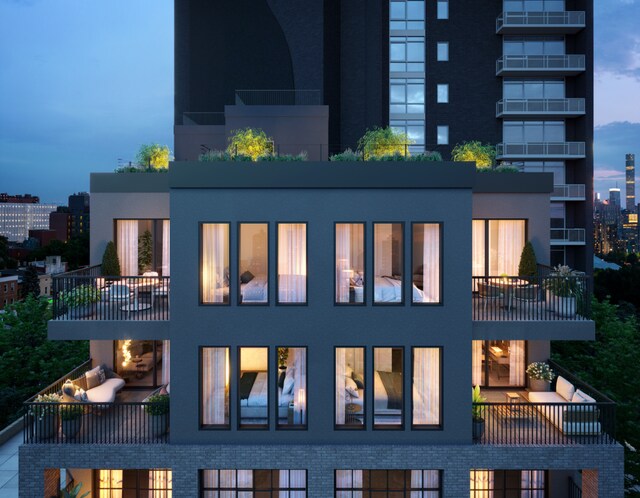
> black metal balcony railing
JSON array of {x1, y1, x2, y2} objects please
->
[
  {"x1": 496, "y1": 142, "x2": 586, "y2": 158},
  {"x1": 52, "y1": 266, "x2": 170, "y2": 321},
  {"x1": 472, "y1": 275, "x2": 590, "y2": 321},
  {"x1": 551, "y1": 184, "x2": 586, "y2": 200},
  {"x1": 23, "y1": 360, "x2": 168, "y2": 444},
  {"x1": 474, "y1": 361, "x2": 616, "y2": 446}
]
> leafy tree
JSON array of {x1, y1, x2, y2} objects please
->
[
  {"x1": 102, "y1": 241, "x2": 121, "y2": 276},
  {"x1": 136, "y1": 143, "x2": 171, "y2": 170},
  {"x1": 357, "y1": 126, "x2": 412, "y2": 160},
  {"x1": 518, "y1": 241, "x2": 537, "y2": 277},
  {"x1": 138, "y1": 230, "x2": 153, "y2": 274},
  {"x1": 227, "y1": 128, "x2": 274, "y2": 161},
  {"x1": 451, "y1": 141, "x2": 496, "y2": 169},
  {"x1": 22, "y1": 265, "x2": 40, "y2": 298},
  {"x1": 0, "y1": 296, "x2": 89, "y2": 429}
]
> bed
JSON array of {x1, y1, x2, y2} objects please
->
[
  {"x1": 374, "y1": 276, "x2": 426, "y2": 303},
  {"x1": 239, "y1": 371, "x2": 293, "y2": 419},
  {"x1": 240, "y1": 277, "x2": 268, "y2": 303}
]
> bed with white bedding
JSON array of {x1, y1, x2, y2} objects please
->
[
  {"x1": 374, "y1": 276, "x2": 425, "y2": 303},
  {"x1": 239, "y1": 371, "x2": 293, "y2": 419},
  {"x1": 240, "y1": 277, "x2": 268, "y2": 303}
]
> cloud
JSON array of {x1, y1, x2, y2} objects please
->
[
  {"x1": 595, "y1": 71, "x2": 640, "y2": 126},
  {"x1": 594, "y1": 1, "x2": 640, "y2": 80}
]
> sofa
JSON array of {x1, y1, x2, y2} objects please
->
[
  {"x1": 528, "y1": 375, "x2": 601, "y2": 435},
  {"x1": 61, "y1": 364, "x2": 125, "y2": 404}
]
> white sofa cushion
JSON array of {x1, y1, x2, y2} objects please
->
[
  {"x1": 528, "y1": 391, "x2": 564, "y2": 403},
  {"x1": 85, "y1": 378, "x2": 125, "y2": 403},
  {"x1": 575, "y1": 388, "x2": 596, "y2": 403},
  {"x1": 555, "y1": 375, "x2": 575, "y2": 401}
]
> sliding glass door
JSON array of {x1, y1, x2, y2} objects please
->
[
  {"x1": 472, "y1": 220, "x2": 526, "y2": 277},
  {"x1": 115, "y1": 219, "x2": 170, "y2": 276},
  {"x1": 472, "y1": 340, "x2": 526, "y2": 388},
  {"x1": 114, "y1": 340, "x2": 166, "y2": 388}
]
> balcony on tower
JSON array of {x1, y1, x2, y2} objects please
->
[
  {"x1": 496, "y1": 98, "x2": 585, "y2": 118},
  {"x1": 496, "y1": 55, "x2": 586, "y2": 76},
  {"x1": 496, "y1": 11, "x2": 586, "y2": 34}
]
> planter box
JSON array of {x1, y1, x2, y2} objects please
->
[
  {"x1": 148, "y1": 413, "x2": 168, "y2": 438},
  {"x1": 33, "y1": 414, "x2": 58, "y2": 441},
  {"x1": 529, "y1": 378, "x2": 551, "y2": 392},
  {"x1": 62, "y1": 417, "x2": 82, "y2": 439}
]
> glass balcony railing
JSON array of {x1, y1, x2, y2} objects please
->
[
  {"x1": 496, "y1": 11, "x2": 586, "y2": 33},
  {"x1": 496, "y1": 142, "x2": 586, "y2": 159},
  {"x1": 551, "y1": 184, "x2": 586, "y2": 201},
  {"x1": 551, "y1": 228, "x2": 587, "y2": 245},
  {"x1": 496, "y1": 55, "x2": 586, "y2": 75},
  {"x1": 496, "y1": 98, "x2": 585, "y2": 117}
]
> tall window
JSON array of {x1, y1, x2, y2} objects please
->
[
  {"x1": 335, "y1": 223, "x2": 365, "y2": 304},
  {"x1": 277, "y1": 223, "x2": 307, "y2": 304},
  {"x1": 390, "y1": 78, "x2": 425, "y2": 115},
  {"x1": 115, "y1": 340, "x2": 165, "y2": 388},
  {"x1": 374, "y1": 223, "x2": 403, "y2": 304},
  {"x1": 412, "y1": 223, "x2": 441, "y2": 304},
  {"x1": 503, "y1": 36, "x2": 565, "y2": 55},
  {"x1": 97, "y1": 469, "x2": 172, "y2": 497},
  {"x1": 239, "y1": 347, "x2": 268, "y2": 429},
  {"x1": 201, "y1": 347, "x2": 230, "y2": 428},
  {"x1": 470, "y1": 470, "x2": 546, "y2": 498},
  {"x1": 412, "y1": 347, "x2": 441, "y2": 427},
  {"x1": 239, "y1": 223, "x2": 268, "y2": 305},
  {"x1": 503, "y1": 79, "x2": 565, "y2": 99},
  {"x1": 503, "y1": 121, "x2": 565, "y2": 142},
  {"x1": 390, "y1": 0, "x2": 425, "y2": 30},
  {"x1": 115, "y1": 219, "x2": 170, "y2": 276},
  {"x1": 335, "y1": 347, "x2": 365, "y2": 428},
  {"x1": 201, "y1": 223, "x2": 230, "y2": 304},
  {"x1": 390, "y1": 36, "x2": 425, "y2": 72},
  {"x1": 473, "y1": 220, "x2": 526, "y2": 276},
  {"x1": 373, "y1": 347, "x2": 403, "y2": 428},
  {"x1": 201, "y1": 470, "x2": 306, "y2": 497},
  {"x1": 336, "y1": 470, "x2": 441, "y2": 497},
  {"x1": 472, "y1": 340, "x2": 526, "y2": 387},
  {"x1": 437, "y1": 0, "x2": 449, "y2": 19},
  {"x1": 277, "y1": 347, "x2": 307, "y2": 428}
]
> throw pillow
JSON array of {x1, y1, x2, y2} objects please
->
[
  {"x1": 352, "y1": 372, "x2": 364, "y2": 390},
  {"x1": 571, "y1": 391, "x2": 586, "y2": 403},
  {"x1": 240, "y1": 271, "x2": 255, "y2": 284},
  {"x1": 74, "y1": 388, "x2": 88, "y2": 402},
  {"x1": 555, "y1": 375, "x2": 575, "y2": 401},
  {"x1": 278, "y1": 371, "x2": 286, "y2": 389},
  {"x1": 159, "y1": 385, "x2": 169, "y2": 396},
  {"x1": 283, "y1": 373, "x2": 295, "y2": 395},
  {"x1": 575, "y1": 388, "x2": 596, "y2": 403},
  {"x1": 85, "y1": 371, "x2": 100, "y2": 390},
  {"x1": 72, "y1": 376, "x2": 88, "y2": 392},
  {"x1": 97, "y1": 368, "x2": 106, "y2": 385},
  {"x1": 345, "y1": 376, "x2": 359, "y2": 398}
]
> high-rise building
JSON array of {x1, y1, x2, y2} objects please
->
[
  {"x1": 20, "y1": 2, "x2": 624, "y2": 497},
  {"x1": 68, "y1": 192, "x2": 90, "y2": 238},
  {"x1": 626, "y1": 153, "x2": 636, "y2": 212},
  {"x1": 0, "y1": 201, "x2": 59, "y2": 242}
]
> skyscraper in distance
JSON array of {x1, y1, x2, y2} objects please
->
[{"x1": 626, "y1": 153, "x2": 636, "y2": 212}]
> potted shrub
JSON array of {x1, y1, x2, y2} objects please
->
[
  {"x1": 29, "y1": 393, "x2": 61, "y2": 441},
  {"x1": 101, "y1": 241, "x2": 121, "y2": 277},
  {"x1": 60, "y1": 403, "x2": 84, "y2": 439},
  {"x1": 526, "y1": 362, "x2": 556, "y2": 392},
  {"x1": 543, "y1": 265, "x2": 581, "y2": 317},
  {"x1": 145, "y1": 394, "x2": 169, "y2": 437},
  {"x1": 59, "y1": 284, "x2": 102, "y2": 318},
  {"x1": 472, "y1": 385, "x2": 486, "y2": 442},
  {"x1": 518, "y1": 242, "x2": 537, "y2": 281}
]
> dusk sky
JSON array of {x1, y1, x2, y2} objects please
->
[{"x1": 1, "y1": 0, "x2": 639, "y2": 203}]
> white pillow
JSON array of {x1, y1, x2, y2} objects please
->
[
  {"x1": 345, "y1": 376, "x2": 359, "y2": 398},
  {"x1": 571, "y1": 391, "x2": 586, "y2": 403},
  {"x1": 555, "y1": 375, "x2": 575, "y2": 401},
  {"x1": 575, "y1": 388, "x2": 596, "y2": 403},
  {"x1": 283, "y1": 373, "x2": 295, "y2": 395}
]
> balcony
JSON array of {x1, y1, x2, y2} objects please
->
[
  {"x1": 472, "y1": 275, "x2": 590, "y2": 321},
  {"x1": 551, "y1": 228, "x2": 586, "y2": 245},
  {"x1": 496, "y1": 11, "x2": 586, "y2": 34},
  {"x1": 496, "y1": 98, "x2": 585, "y2": 118},
  {"x1": 551, "y1": 184, "x2": 586, "y2": 201},
  {"x1": 496, "y1": 55, "x2": 586, "y2": 76},
  {"x1": 496, "y1": 142, "x2": 586, "y2": 159},
  {"x1": 474, "y1": 361, "x2": 616, "y2": 445},
  {"x1": 23, "y1": 360, "x2": 168, "y2": 444},
  {"x1": 52, "y1": 265, "x2": 170, "y2": 321}
]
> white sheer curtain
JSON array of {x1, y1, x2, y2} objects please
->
[
  {"x1": 336, "y1": 224, "x2": 351, "y2": 303},
  {"x1": 202, "y1": 224, "x2": 229, "y2": 303},
  {"x1": 374, "y1": 348, "x2": 392, "y2": 371},
  {"x1": 489, "y1": 220, "x2": 525, "y2": 276},
  {"x1": 410, "y1": 470, "x2": 440, "y2": 490},
  {"x1": 292, "y1": 348, "x2": 307, "y2": 425},
  {"x1": 471, "y1": 470, "x2": 494, "y2": 498},
  {"x1": 472, "y1": 341, "x2": 483, "y2": 386},
  {"x1": 335, "y1": 470, "x2": 363, "y2": 492},
  {"x1": 162, "y1": 220, "x2": 170, "y2": 276},
  {"x1": 162, "y1": 340, "x2": 170, "y2": 387},
  {"x1": 413, "y1": 348, "x2": 440, "y2": 425},
  {"x1": 472, "y1": 220, "x2": 486, "y2": 291},
  {"x1": 117, "y1": 220, "x2": 138, "y2": 276},
  {"x1": 335, "y1": 348, "x2": 346, "y2": 425},
  {"x1": 419, "y1": 224, "x2": 440, "y2": 303},
  {"x1": 521, "y1": 470, "x2": 545, "y2": 498},
  {"x1": 148, "y1": 469, "x2": 172, "y2": 498},
  {"x1": 202, "y1": 348, "x2": 229, "y2": 426},
  {"x1": 279, "y1": 470, "x2": 306, "y2": 497},
  {"x1": 509, "y1": 340, "x2": 526, "y2": 386},
  {"x1": 237, "y1": 470, "x2": 253, "y2": 489},
  {"x1": 278, "y1": 223, "x2": 307, "y2": 303},
  {"x1": 99, "y1": 470, "x2": 123, "y2": 498}
]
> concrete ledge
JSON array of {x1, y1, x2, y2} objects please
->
[
  {"x1": 473, "y1": 172, "x2": 554, "y2": 193},
  {"x1": 91, "y1": 173, "x2": 170, "y2": 193},
  {"x1": 0, "y1": 417, "x2": 23, "y2": 446}
]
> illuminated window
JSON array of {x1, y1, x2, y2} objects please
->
[
  {"x1": 239, "y1": 347, "x2": 269, "y2": 429},
  {"x1": 201, "y1": 347, "x2": 230, "y2": 428},
  {"x1": 201, "y1": 470, "x2": 306, "y2": 497},
  {"x1": 277, "y1": 347, "x2": 307, "y2": 428},
  {"x1": 239, "y1": 223, "x2": 268, "y2": 305},
  {"x1": 373, "y1": 347, "x2": 403, "y2": 428},
  {"x1": 335, "y1": 223, "x2": 365, "y2": 304},
  {"x1": 335, "y1": 347, "x2": 365, "y2": 428},
  {"x1": 336, "y1": 470, "x2": 440, "y2": 496},
  {"x1": 201, "y1": 223, "x2": 230, "y2": 304}
]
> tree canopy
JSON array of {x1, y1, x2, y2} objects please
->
[
  {"x1": 136, "y1": 143, "x2": 171, "y2": 170},
  {"x1": 357, "y1": 126, "x2": 412, "y2": 160},
  {"x1": 451, "y1": 141, "x2": 496, "y2": 169},
  {"x1": 227, "y1": 128, "x2": 274, "y2": 161}
]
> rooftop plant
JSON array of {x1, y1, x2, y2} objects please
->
[
  {"x1": 59, "y1": 284, "x2": 102, "y2": 308},
  {"x1": 144, "y1": 394, "x2": 170, "y2": 416},
  {"x1": 329, "y1": 149, "x2": 362, "y2": 161},
  {"x1": 518, "y1": 241, "x2": 538, "y2": 278},
  {"x1": 451, "y1": 141, "x2": 496, "y2": 169},
  {"x1": 357, "y1": 126, "x2": 412, "y2": 160},
  {"x1": 227, "y1": 127, "x2": 274, "y2": 161},
  {"x1": 136, "y1": 143, "x2": 172, "y2": 170},
  {"x1": 101, "y1": 241, "x2": 121, "y2": 277},
  {"x1": 526, "y1": 362, "x2": 556, "y2": 383}
]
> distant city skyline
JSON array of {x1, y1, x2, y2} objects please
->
[{"x1": 0, "y1": 0, "x2": 638, "y2": 202}]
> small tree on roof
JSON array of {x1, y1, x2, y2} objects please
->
[
  {"x1": 227, "y1": 128, "x2": 274, "y2": 161},
  {"x1": 358, "y1": 126, "x2": 412, "y2": 160},
  {"x1": 101, "y1": 241, "x2": 121, "y2": 277},
  {"x1": 451, "y1": 141, "x2": 496, "y2": 170}
]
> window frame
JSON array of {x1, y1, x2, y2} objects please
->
[
  {"x1": 410, "y1": 222, "x2": 444, "y2": 306},
  {"x1": 334, "y1": 346, "x2": 367, "y2": 431},
  {"x1": 276, "y1": 222, "x2": 309, "y2": 306},
  {"x1": 275, "y1": 345, "x2": 308, "y2": 431},
  {"x1": 238, "y1": 346, "x2": 270, "y2": 430},
  {"x1": 411, "y1": 346, "x2": 443, "y2": 430},
  {"x1": 372, "y1": 221, "x2": 406, "y2": 306},
  {"x1": 334, "y1": 222, "x2": 367, "y2": 307},
  {"x1": 334, "y1": 469, "x2": 442, "y2": 496},
  {"x1": 372, "y1": 346, "x2": 405, "y2": 431},
  {"x1": 199, "y1": 346, "x2": 231, "y2": 430},
  {"x1": 200, "y1": 469, "x2": 308, "y2": 497},
  {"x1": 237, "y1": 221, "x2": 270, "y2": 306},
  {"x1": 472, "y1": 218, "x2": 528, "y2": 277},
  {"x1": 199, "y1": 222, "x2": 232, "y2": 306}
]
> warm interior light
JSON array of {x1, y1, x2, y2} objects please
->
[
  {"x1": 121, "y1": 340, "x2": 132, "y2": 368},
  {"x1": 225, "y1": 348, "x2": 230, "y2": 388},
  {"x1": 297, "y1": 388, "x2": 306, "y2": 408}
]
